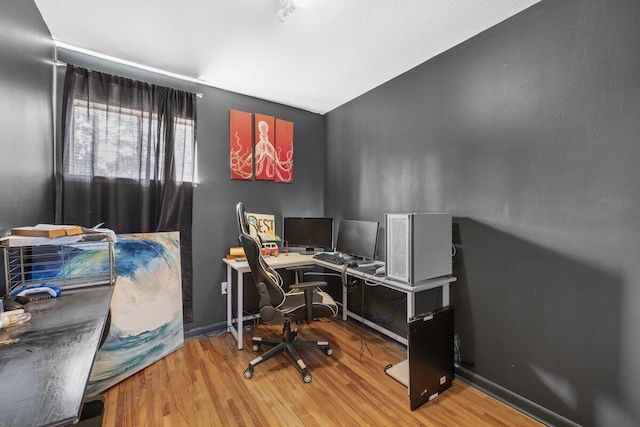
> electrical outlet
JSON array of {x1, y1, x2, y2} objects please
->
[{"x1": 221, "y1": 281, "x2": 228, "y2": 295}]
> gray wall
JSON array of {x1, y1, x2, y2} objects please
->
[
  {"x1": 0, "y1": 1, "x2": 54, "y2": 238},
  {"x1": 325, "y1": 0, "x2": 640, "y2": 426}
]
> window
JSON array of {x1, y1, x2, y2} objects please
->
[
  {"x1": 66, "y1": 99, "x2": 195, "y2": 183},
  {"x1": 170, "y1": 116, "x2": 196, "y2": 182}
]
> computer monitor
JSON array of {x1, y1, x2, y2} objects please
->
[
  {"x1": 335, "y1": 219, "x2": 379, "y2": 261},
  {"x1": 283, "y1": 217, "x2": 333, "y2": 253}
]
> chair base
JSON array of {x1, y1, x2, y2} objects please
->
[{"x1": 244, "y1": 321, "x2": 333, "y2": 383}]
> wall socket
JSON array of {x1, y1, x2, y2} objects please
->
[{"x1": 221, "y1": 281, "x2": 228, "y2": 295}]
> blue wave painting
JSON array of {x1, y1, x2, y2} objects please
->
[
  {"x1": 28, "y1": 243, "x2": 111, "y2": 283},
  {"x1": 87, "y1": 232, "x2": 184, "y2": 395}
]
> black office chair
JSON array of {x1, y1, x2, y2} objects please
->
[{"x1": 236, "y1": 202, "x2": 338, "y2": 383}]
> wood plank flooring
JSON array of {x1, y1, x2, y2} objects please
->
[{"x1": 101, "y1": 317, "x2": 543, "y2": 426}]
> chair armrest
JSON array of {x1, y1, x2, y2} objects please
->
[
  {"x1": 290, "y1": 281, "x2": 327, "y2": 323},
  {"x1": 290, "y1": 281, "x2": 326, "y2": 290},
  {"x1": 286, "y1": 265, "x2": 315, "y2": 272},
  {"x1": 286, "y1": 265, "x2": 315, "y2": 283}
]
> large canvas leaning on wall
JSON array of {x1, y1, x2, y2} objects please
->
[{"x1": 86, "y1": 232, "x2": 184, "y2": 395}]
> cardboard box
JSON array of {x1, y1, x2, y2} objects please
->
[
  {"x1": 229, "y1": 247, "x2": 245, "y2": 256},
  {"x1": 11, "y1": 225, "x2": 83, "y2": 238}
]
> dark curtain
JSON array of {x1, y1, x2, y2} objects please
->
[{"x1": 58, "y1": 65, "x2": 196, "y2": 322}]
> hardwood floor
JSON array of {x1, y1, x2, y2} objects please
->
[{"x1": 101, "y1": 318, "x2": 543, "y2": 426}]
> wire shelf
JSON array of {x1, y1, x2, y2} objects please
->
[{"x1": 3, "y1": 240, "x2": 115, "y2": 295}]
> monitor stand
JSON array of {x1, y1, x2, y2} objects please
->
[{"x1": 300, "y1": 247, "x2": 316, "y2": 255}]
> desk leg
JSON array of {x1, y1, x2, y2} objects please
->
[
  {"x1": 442, "y1": 282, "x2": 450, "y2": 306},
  {"x1": 227, "y1": 264, "x2": 232, "y2": 333},
  {"x1": 407, "y1": 291, "x2": 415, "y2": 322},
  {"x1": 342, "y1": 280, "x2": 348, "y2": 321},
  {"x1": 236, "y1": 272, "x2": 244, "y2": 350},
  {"x1": 77, "y1": 394, "x2": 105, "y2": 426},
  {"x1": 226, "y1": 264, "x2": 244, "y2": 350}
]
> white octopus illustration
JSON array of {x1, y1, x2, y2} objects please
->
[
  {"x1": 230, "y1": 129, "x2": 253, "y2": 179},
  {"x1": 230, "y1": 119, "x2": 293, "y2": 182}
]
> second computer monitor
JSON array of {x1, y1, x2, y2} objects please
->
[
  {"x1": 335, "y1": 219, "x2": 379, "y2": 261},
  {"x1": 283, "y1": 217, "x2": 333, "y2": 253}
]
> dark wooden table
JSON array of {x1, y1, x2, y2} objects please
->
[{"x1": 0, "y1": 286, "x2": 113, "y2": 427}]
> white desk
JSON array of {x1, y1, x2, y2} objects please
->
[{"x1": 223, "y1": 253, "x2": 456, "y2": 349}]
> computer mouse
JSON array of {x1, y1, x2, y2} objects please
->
[{"x1": 347, "y1": 260, "x2": 358, "y2": 268}]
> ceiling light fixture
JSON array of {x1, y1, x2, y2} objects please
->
[{"x1": 277, "y1": 0, "x2": 296, "y2": 22}]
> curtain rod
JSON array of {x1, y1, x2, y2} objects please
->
[{"x1": 54, "y1": 59, "x2": 204, "y2": 99}]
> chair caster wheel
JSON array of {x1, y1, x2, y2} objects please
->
[
  {"x1": 325, "y1": 347, "x2": 334, "y2": 356},
  {"x1": 244, "y1": 368, "x2": 254, "y2": 379},
  {"x1": 252, "y1": 343, "x2": 261, "y2": 352},
  {"x1": 302, "y1": 373, "x2": 312, "y2": 383}
]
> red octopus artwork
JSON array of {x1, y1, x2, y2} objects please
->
[
  {"x1": 229, "y1": 109, "x2": 253, "y2": 180},
  {"x1": 229, "y1": 110, "x2": 294, "y2": 182},
  {"x1": 274, "y1": 118, "x2": 293, "y2": 183},
  {"x1": 254, "y1": 114, "x2": 276, "y2": 181}
]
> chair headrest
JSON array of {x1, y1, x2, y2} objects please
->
[{"x1": 236, "y1": 202, "x2": 250, "y2": 236}]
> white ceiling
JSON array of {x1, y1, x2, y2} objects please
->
[{"x1": 34, "y1": 0, "x2": 540, "y2": 114}]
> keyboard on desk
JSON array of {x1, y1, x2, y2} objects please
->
[{"x1": 313, "y1": 253, "x2": 350, "y2": 266}]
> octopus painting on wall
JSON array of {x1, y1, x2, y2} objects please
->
[
  {"x1": 254, "y1": 113, "x2": 276, "y2": 181},
  {"x1": 229, "y1": 109, "x2": 294, "y2": 183},
  {"x1": 274, "y1": 118, "x2": 294, "y2": 183},
  {"x1": 230, "y1": 109, "x2": 253, "y2": 180}
]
